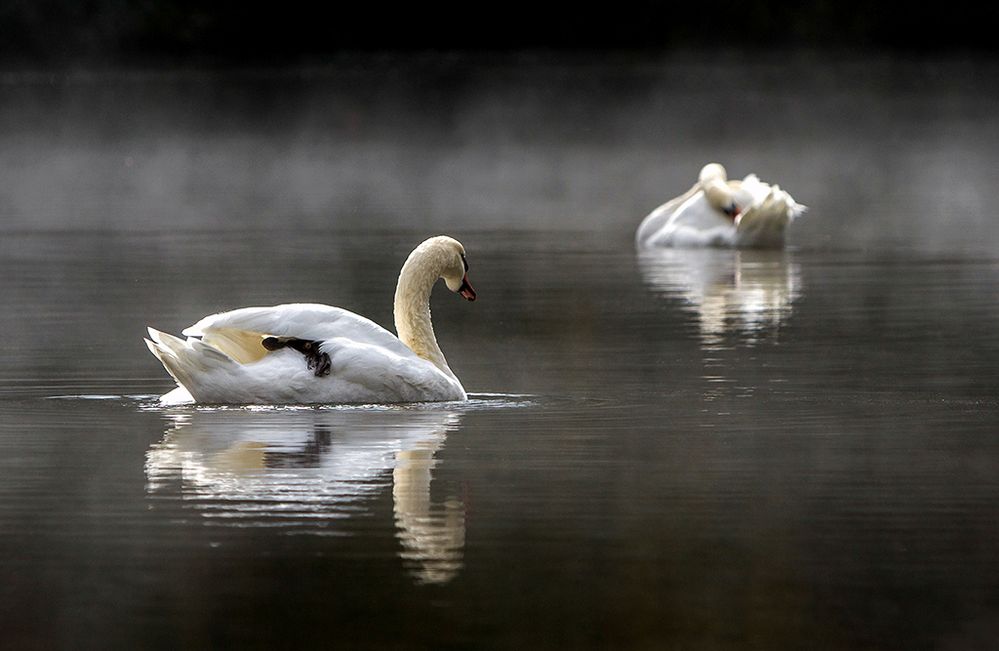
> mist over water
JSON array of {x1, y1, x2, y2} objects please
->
[{"x1": 2, "y1": 55, "x2": 997, "y2": 253}]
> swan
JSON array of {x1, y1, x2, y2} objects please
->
[
  {"x1": 636, "y1": 163, "x2": 806, "y2": 249},
  {"x1": 144, "y1": 235, "x2": 476, "y2": 404}
]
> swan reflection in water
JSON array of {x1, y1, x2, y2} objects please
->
[
  {"x1": 638, "y1": 248, "x2": 802, "y2": 348},
  {"x1": 145, "y1": 408, "x2": 464, "y2": 584}
]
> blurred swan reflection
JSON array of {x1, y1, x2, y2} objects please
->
[
  {"x1": 638, "y1": 248, "x2": 802, "y2": 348},
  {"x1": 146, "y1": 408, "x2": 464, "y2": 584}
]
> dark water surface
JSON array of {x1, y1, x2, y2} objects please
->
[{"x1": 1, "y1": 229, "x2": 997, "y2": 649}]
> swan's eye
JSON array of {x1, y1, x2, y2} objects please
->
[{"x1": 460, "y1": 253, "x2": 468, "y2": 272}]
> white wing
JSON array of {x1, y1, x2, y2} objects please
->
[
  {"x1": 182, "y1": 303, "x2": 413, "y2": 359},
  {"x1": 639, "y1": 189, "x2": 736, "y2": 248},
  {"x1": 636, "y1": 183, "x2": 701, "y2": 247}
]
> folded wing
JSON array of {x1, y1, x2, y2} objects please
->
[{"x1": 182, "y1": 303, "x2": 414, "y2": 363}]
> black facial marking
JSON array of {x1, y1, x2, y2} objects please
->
[
  {"x1": 261, "y1": 336, "x2": 332, "y2": 377},
  {"x1": 460, "y1": 252, "x2": 468, "y2": 272}
]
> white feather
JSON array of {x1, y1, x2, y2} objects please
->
[
  {"x1": 145, "y1": 237, "x2": 472, "y2": 405},
  {"x1": 637, "y1": 166, "x2": 806, "y2": 249}
]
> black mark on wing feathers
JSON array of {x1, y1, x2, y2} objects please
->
[{"x1": 261, "y1": 336, "x2": 332, "y2": 377}]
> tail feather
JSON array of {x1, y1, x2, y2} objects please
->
[
  {"x1": 145, "y1": 334, "x2": 187, "y2": 389},
  {"x1": 147, "y1": 327, "x2": 185, "y2": 355},
  {"x1": 145, "y1": 327, "x2": 238, "y2": 400},
  {"x1": 189, "y1": 337, "x2": 234, "y2": 365}
]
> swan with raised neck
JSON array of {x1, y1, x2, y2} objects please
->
[
  {"x1": 144, "y1": 235, "x2": 477, "y2": 405},
  {"x1": 394, "y1": 236, "x2": 476, "y2": 381}
]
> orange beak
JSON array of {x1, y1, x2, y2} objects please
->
[{"x1": 458, "y1": 274, "x2": 476, "y2": 301}]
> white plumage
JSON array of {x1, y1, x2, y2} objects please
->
[
  {"x1": 637, "y1": 164, "x2": 806, "y2": 249},
  {"x1": 145, "y1": 236, "x2": 476, "y2": 405}
]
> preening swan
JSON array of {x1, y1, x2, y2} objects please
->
[
  {"x1": 145, "y1": 236, "x2": 476, "y2": 404},
  {"x1": 636, "y1": 163, "x2": 806, "y2": 249}
]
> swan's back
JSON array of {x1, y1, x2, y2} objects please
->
[{"x1": 184, "y1": 303, "x2": 414, "y2": 360}]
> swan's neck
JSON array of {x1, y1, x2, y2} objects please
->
[
  {"x1": 394, "y1": 253, "x2": 455, "y2": 380},
  {"x1": 703, "y1": 178, "x2": 734, "y2": 212}
]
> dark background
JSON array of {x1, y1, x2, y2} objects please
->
[{"x1": 3, "y1": 0, "x2": 999, "y2": 66}]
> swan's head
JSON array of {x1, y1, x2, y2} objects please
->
[
  {"x1": 423, "y1": 236, "x2": 476, "y2": 302},
  {"x1": 698, "y1": 163, "x2": 728, "y2": 184},
  {"x1": 703, "y1": 177, "x2": 740, "y2": 220}
]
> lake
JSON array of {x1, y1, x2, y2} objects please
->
[{"x1": 1, "y1": 58, "x2": 998, "y2": 649}]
